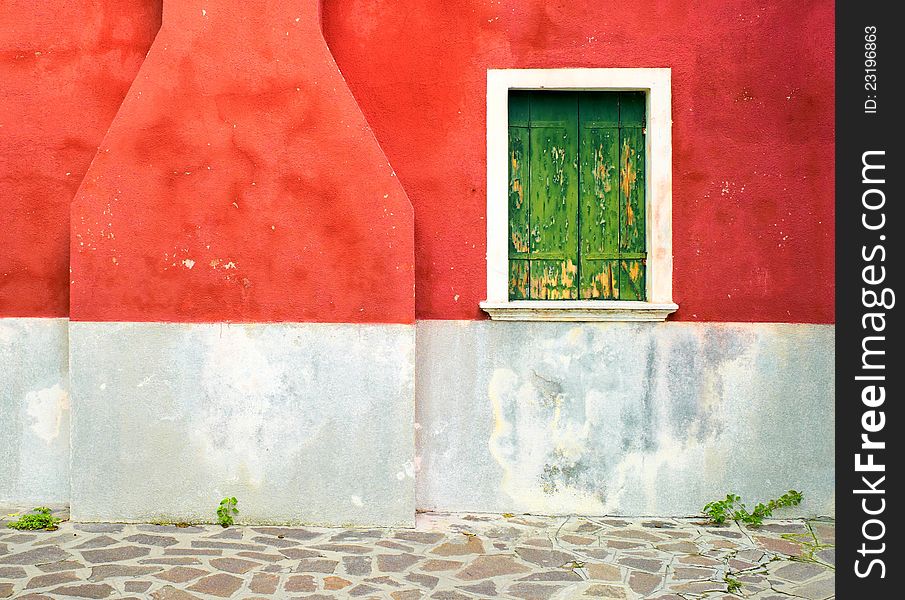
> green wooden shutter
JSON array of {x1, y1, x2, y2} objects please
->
[{"x1": 508, "y1": 90, "x2": 644, "y2": 301}]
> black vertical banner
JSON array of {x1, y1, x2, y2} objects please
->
[{"x1": 837, "y1": 1, "x2": 902, "y2": 596}]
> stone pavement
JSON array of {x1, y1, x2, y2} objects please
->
[{"x1": 1, "y1": 507, "x2": 834, "y2": 599}]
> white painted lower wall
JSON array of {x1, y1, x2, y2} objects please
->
[
  {"x1": 2, "y1": 318, "x2": 834, "y2": 523},
  {"x1": 0, "y1": 318, "x2": 71, "y2": 504},
  {"x1": 414, "y1": 320, "x2": 835, "y2": 518},
  {"x1": 68, "y1": 322, "x2": 415, "y2": 526}
]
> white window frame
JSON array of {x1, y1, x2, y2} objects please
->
[{"x1": 480, "y1": 68, "x2": 678, "y2": 321}]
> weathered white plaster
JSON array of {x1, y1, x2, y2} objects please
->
[
  {"x1": 69, "y1": 322, "x2": 415, "y2": 526},
  {"x1": 0, "y1": 318, "x2": 70, "y2": 504},
  {"x1": 415, "y1": 320, "x2": 834, "y2": 518}
]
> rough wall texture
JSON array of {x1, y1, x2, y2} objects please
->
[
  {"x1": 415, "y1": 321, "x2": 834, "y2": 517},
  {"x1": 0, "y1": 319, "x2": 70, "y2": 503},
  {"x1": 0, "y1": 1, "x2": 161, "y2": 317},
  {"x1": 70, "y1": 0, "x2": 414, "y2": 323},
  {"x1": 69, "y1": 322, "x2": 415, "y2": 526},
  {"x1": 322, "y1": 0, "x2": 835, "y2": 323}
]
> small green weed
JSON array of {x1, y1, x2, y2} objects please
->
[
  {"x1": 724, "y1": 574, "x2": 742, "y2": 594},
  {"x1": 6, "y1": 507, "x2": 62, "y2": 531},
  {"x1": 703, "y1": 490, "x2": 803, "y2": 527},
  {"x1": 217, "y1": 497, "x2": 239, "y2": 527}
]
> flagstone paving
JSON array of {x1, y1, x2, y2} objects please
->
[{"x1": 0, "y1": 506, "x2": 834, "y2": 599}]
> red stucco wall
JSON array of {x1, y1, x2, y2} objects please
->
[
  {"x1": 0, "y1": 0, "x2": 161, "y2": 317},
  {"x1": 69, "y1": 0, "x2": 415, "y2": 323},
  {"x1": 3, "y1": 1, "x2": 833, "y2": 324},
  {"x1": 322, "y1": 0, "x2": 835, "y2": 323}
]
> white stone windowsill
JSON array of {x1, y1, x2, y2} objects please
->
[{"x1": 479, "y1": 300, "x2": 679, "y2": 322}]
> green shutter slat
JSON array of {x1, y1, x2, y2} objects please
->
[
  {"x1": 508, "y1": 126, "x2": 530, "y2": 257},
  {"x1": 618, "y1": 93, "x2": 646, "y2": 300},
  {"x1": 579, "y1": 93, "x2": 620, "y2": 299},
  {"x1": 508, "y1": 93, "x2": 531, "y2": 299},
  {"x1": 527, "y1": 92, "x2": 579, "y2": 299}
]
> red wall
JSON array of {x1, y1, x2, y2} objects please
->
[
  {"x1": 3, "y1": 1, "x2": 834, "y2": 324},
  {"x1": 0, "y1": 0, "x2": 161, "y2": 317},
  {"x1": 69, "y1": 0, "x2": 414, "y2": 323},
  {"x1": 322, "y1": 0, "x2": 835, "y2": 323}
]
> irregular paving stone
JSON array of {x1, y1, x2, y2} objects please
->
[
  {"x1": 816, "y1": 547, "x2": 835, "y2": 566},
  {"x1": 89, "y1": 564, "x2": 160, "y2": 581},
  {"x1": 459, "y1": 580, "x2": 497, "y2": 595},
  {"x1": 406, "y1": 572, "x2": 439, "y2": 589},
  {"x1": 139, "y1": 557, "x2": 201, "y2": 566},
  {"x1": 760, "y1": 522, "x2": 809, "y2": 534},
  {"x1": 618, "y1": 556, "x2": 664, "y2": 573},
  {"x1": 607, "y1": 529, "x2": 665, "y2": 542},
  {"x1": 164, "y1": 549, "x2": 222, "y2": 556},
  {"x1": 430, "y1": 591, "x2": 471, "y2": 600},
  {"x1": 507, "y1": 582, "x2": 566, "y2": 599},
  {"x1": 81, "y1": 545, "x2": 150, "y2": 563},
  {"x1": 781, "y1": 575, "x2": 835, "y2": 600},
  {"x1": 284, "y1": 574, "x2": 317, "y2": 592},
  {"x1": 754, "y1": 536, "x2": 803, "y2": 556},
  {"x1": 187, "y1": 573, "x2": 243, "y2": 597},
  {"x1": 560, "y1": 534, "x2": 596, "y2": 545},
  {"x1": 250, "y1": 535, "x2": 298, "y2": 548},
  {"x1": 583, "y1": 583, "x2": 629, "y2": 598},
  {"x1": 156, "y1": 566, "x2": 209, "y2": 583},
  {"x1": 809, "y1": 521, "x2": 835, "y2": 545},
  {"x1": 152, "y1": 585, "x2": 204, "y2": 599},
  {"x1": 0, "y1": 566, "x2": 27, "y2": 578},
  {"x1": 455, "y1": 555, "x2": 532, "y2": 580},
  {"x1": 378, "y1": 553, "x2": 421, "y2": 572},
  {"x1": 311, "y1": 543, "x2": 371, "y2": 554},
  {"x1": 343, "y1": 555, "x2": 372, "y2": 576},
  {"x1": 125, "y1": 581, "x2": 152, "y2": 593},
  {"x1": 391, "y1": 591, "x2": 423, "y2": 600},
  {"x1": 518, "y1": 570, "x2": 582, "y2": 582},
  {"x1": 249, "y1": 572, "x2": 279, "y2": 594},
  {"x1": 74, "y1": 535, "x2": 119, "y2": 550},
  {"x1": 26, "y1": 570, "x2": 79, "y2": 589},
  {"x1": 421, "y1": 559, "x2": 463, "y2": 571},
  {"x1": 656, "y1": 541, "x2": 698, "y2": 553},
  {"x1": 324, "y1": 575, "x2": 352, "y2": 590},
  {"x1": 366, "y1": 575, "x2": 404, "y2": 587},
  {"x1": 348, "y1": 583, "x2": 380, "y2": 596},
  {"x1": 515, "y1": 547, "x2": 575, "y2": 568},
  {"x1": 378, "y1": 540, "x2": 416, "y2": 552},
  {"x1": 0, "y1": 546, "x2": 70, "y2": 565},
  {"x1": 210, "y1": 557, "x2": 260, "y2": 574},
  {"x1": 629, "y1": 571, "x2": 662, "y2": 595},
  {"x1": 237, "y1": 551, "x2": 284, "y2": 562},
  {"x1": 773, "y1": 561, "x2": 826, "y2": 582},
  {"x1": 673, "y1": 566, "x2": 715, "y2": 580},
  {"x1": 294, "y1": 558, "x2": 338, "y2": 573},
  {"x1": 586, "y1": 562, "x2": 621, "y2": 581},
  {"x1": 430, "y1": 536, "x2": 484, "y2": 556},
  {"x1": 190, "y1": 541, "x2": 264, "y2": 551},
  {"x1": 394, "y1": 531, "x2": 445, "y2": 544},
  {"x1": 278, "y1": 548, "x2": 323, "y2": 560},
  {"x1": 36, "y1": 560, "x2": 84, "y2": 572},
  {"x1": 48, "y1": 583, "x2": 115, "y2": 598},
  {"x1": 125, "y1": 534, "x2": 179, "y2": 547},
  {"x1": 677, "y1": 554, "x2": 720, "y2": 566},
  {"x1": 670, "y1": 580, "x2": 727, "y2": 594}
]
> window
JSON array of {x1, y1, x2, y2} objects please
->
[{"x1": 481, "y1": 69, "x2": 677, "y2": 321}]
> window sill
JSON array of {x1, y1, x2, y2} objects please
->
[{"x1": 479, "y1": 300, "x2": 678, "y2": 322}]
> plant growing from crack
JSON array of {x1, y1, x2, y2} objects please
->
[
  {"x1": 724, "y1": 573, "x2": 742, "y2": 594},
  {"x1": 217, "y1": 497, "x2": 239, "y2": 527},
  {"x1": 6, "y1": 507, "x2": 62, "y2": 531},
  {"x1": 703, "y1": 490, "x2": 803, "y2": 527}
]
